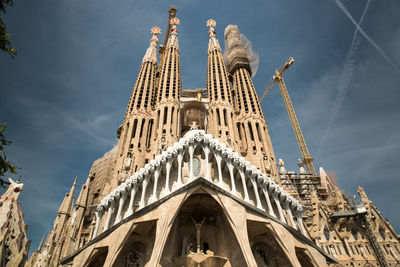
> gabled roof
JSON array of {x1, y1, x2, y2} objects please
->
[
  {"x1": 60, "y1": 177, "x2": 336, "y2": 265},
  {"x1": 97, "y1": 130, "x2": 302, "y2": 214}
]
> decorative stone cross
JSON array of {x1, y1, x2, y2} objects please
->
[
  {"x1": 190, "y1": 121, "x2": 199, "y2": 130},
  {"x1": 191, "y1": 217, "x2": 206, "y2": 253}
]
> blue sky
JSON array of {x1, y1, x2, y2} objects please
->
[{"x1": 0, "y1": 0, "x2": 399, "y2": 255}]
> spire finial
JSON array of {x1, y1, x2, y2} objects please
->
[
  {"x1": 151, "y1": 26, "x2": 161, "y2": 37},
  {"x1": 150, "y1": 26, "x2": 161, "y2": 44},
  {"x1": 170, "y1": 17, "x2": 180, "y2": 34},
  {"x1": 278, "y1": 159, "x2": 285, "y2": 167},
  {"x1": 69, "y1": 177, "x2": 77, "y2": 195},
  {"x1": 38, "y1": 233, "x2": 46, "y2": 251},
  {"x1": 206, "y1": 19, "x2": 216, "y2": 37}
]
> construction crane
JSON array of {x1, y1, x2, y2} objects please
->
[{"x1": 261, "y1": 57, "x2": 316, "y2": 176}]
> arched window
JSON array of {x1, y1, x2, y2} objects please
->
[
  {"x1": 351, "y1": 230, "x2": 358, "y2": 240},
  {"x1": 323, "y1": 229, "x2": 330, "y2": 241},
  {"x1": 87, "y1": 247, "x2": 108, "y2": 267},
  {"x1": 379, "y1": 227, "x2": 386, "y2": 240}
]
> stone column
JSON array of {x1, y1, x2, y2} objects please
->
[
  {"x1": 103, "y1": 200, "x2": 116, "y2": 232},
  {"x1": 115, "y1": 192, "x2": 127, "y2": 224},
  {"x1": 239, "y1": 167, "x2": 250, "y2": 203},
  {"x1": 125, "y1": 185, "x2": 138, "y2": 218},
  {"x1": 93, "y1": 210, "x2": 103, "y2": 239},
  {"x1": 164, "y1": 160, "x2": 172, "y2": 194},
  {"x1": 204, "y1": 146, "x2": 211, "y2": 181},
  {"x1": 227, "y1": 161, "x2": 237, "y2": 196},
  {"x1": 139, "y1": 176, "x2": 149, "y2": 209}
]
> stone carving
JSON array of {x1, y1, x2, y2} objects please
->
[
  {"x1": 124, "y1": 250, "x2": 143, "y2": 267},
  {"x1": 253, "y1": 245, "x2": 269, "y2": 267},
  {"x1": 94, "y1": 130, "x2": 302, "y2": 236},
  {"x1": 124, "y1": 157, "x2": 132, "y2": 170},
  {"x1": 192, "y1": 157, "x2": 201, "y2": 177},
  {"x1": 70, "y1": 211, "x2": 77, "y2": 226},
  {"x1": 191, "y1": 217, "x2": 206, "y2": 253},
  {"x1": 182, "y1": 234, "x2": 196, "y2": 256}
]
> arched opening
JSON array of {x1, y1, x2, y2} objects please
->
[
  {"x1": 247, "y1": 220, "x2": 293, "y2": 267},
  {"x1": 86, "y1": 247, "x2": 108, "y2": 267},
  {"x1": 112, "y1": 221, "x2": 156, "y2": 267},
  {"x1": 323, "y1": 228, "x2": 330, "y2": 241},
  {"x1": 180, "y1": 103, "x2": 207, "y2": 136},
  {"x1": 379, "y1": 227, "x2": 386, "y2": 240},
  {"x1": 295, "y1": 247, "x2": 317, "y2": 267},
  {"x1": 160, "y1": 193, "x2": 247, "y2": 266},
  {"x1": 351, "y1": 229, "x2": 358, "y2": 240}
]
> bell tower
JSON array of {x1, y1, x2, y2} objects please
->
[
  {"x1": 111, "y1": 26, "x2": 161, "y2": 190},
  {"x1": 224, "y1": 25, "x2": 279, "y2": 178},
  {"x1": 153, "y1": 17, "x2": 182, "y2": 153},
  {"x1": 206, "y1": 20, "x2": 239, "y2": 150}
]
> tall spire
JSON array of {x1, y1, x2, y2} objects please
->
[
  {"x1": 58, "y1": 177, "x2": 77, "y2": 215},
  {"x1": 153, "y1": 17, "x2": 182, "y2": 151},
  {"x1": 125, "y1": 26, "x2": 161, "y2": 117},
  {"x1": 142, "y1": 26, "x2": 161, "y2": 64},
  {"x1": 37, "y1": 233, "x2": 45, "y2": 251},
  {"x1": 206, "y1": 19, "x2": 238, "y2": 149},
  {"x1": 207, "y1": 19, "x2": 222, "y2": 52},
  {"x1": 112, "y1": 27, "x2": 162, "y2": 188},
  {"x1": 224, "y1": 25, "x2": 279, "y2": 178},
  {"x1": 166, "y1": 17, "x2": 180, "y2": 49},
  {"x1": 75, "y1": 177, "x2": 89, "y2": 208}
]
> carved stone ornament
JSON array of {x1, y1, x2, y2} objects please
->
[{"x1": 96, "y1": 130, "x2": 301, "y2": 214}]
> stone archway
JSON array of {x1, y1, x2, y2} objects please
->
[
  {"x1": 111, "y1": 221, "x2": 156, "y2": 267},
  {"x1": 247, "y1": 221, "x2": 293, "y2": 267},
  {"x1": 181, "y1": 103, "x2": 207, "y2": 136},
  {"x1": 159, "y1": 192, "x2": 247, "y2": 267},
  {"x1": 295, "y1": 248, "x2": 317, "y2": 267},
  {"x1": 86, "y1": 247, "x2": 108, "y2": 267}
]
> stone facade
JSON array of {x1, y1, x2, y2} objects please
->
[
  {"x1": 0, "y1": 179, "x2": 29, "y2": 267},
  {"x1": 26, "y1": 8, "x2": 399, "y2": 267}
]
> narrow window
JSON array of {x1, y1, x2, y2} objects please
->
[
  {"x1": 343, "y1": 242, "x2": 350, "y2": 256},
  {"x1": 366, "y1": 245, "x2": 371, "y2": 254},
  {"x1": 349, "y1": 244, "x2": 355, "y2": 255},
  {"x1": 237, "y1": 122, "x2": 242, "y2": 139},
  {"x1": 139, "y1": 119, "x2": 145, "y2": 138},
  {"x1": 323, "y1": 229, "x2": 330, "y2": 241},
  {"x1": 354, "y1": 245, "x2": 359, "y2": 254},
  {"x1": 248, "y1": 122, "x2": 255, "y2": 141},
  {"x1": 351, "y1": 230, "x2": 358, "y2": 240},
  {"x1": 131, "y1": 119, "x2": 138, "y2": 138},
  {"x1": 138, "y1": 119, "x2": 145, "y2": 148},
  {"x1": 223, "y1": 109, "x2": 227, "y2": 126},
  {"x1": 383, "y1": 245, "x2": 389, "y2": 254},
  {"x1": 256, "y1": 123, "x2": 262, "y2": 141},
  {"x1": 163, "y1": 106, "x2": 168, "y2": 125},
  {"x1": 379, "y1": 228, "x2": 386, "y2": 240},
  {"x1": 146, "y1": 119, "x2": 153, "y2": 148},
  {"x1": 171, "y1": 107, "x2": 175, "y2": 125}
]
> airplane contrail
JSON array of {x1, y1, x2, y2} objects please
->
[
  {"x1": 334, "y1": 0, "x2": 400, "y2": 73},
  {"x1": 317, "y1": 0, "x2": 373, "y2": 158}
]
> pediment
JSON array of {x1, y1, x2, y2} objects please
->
[{"x1": 92, "y1": 130, "x2": 307, "y2": 242}]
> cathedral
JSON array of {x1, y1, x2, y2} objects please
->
[{"x1": 15, "y1": 7, "x2": 400, "y2": 267}]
